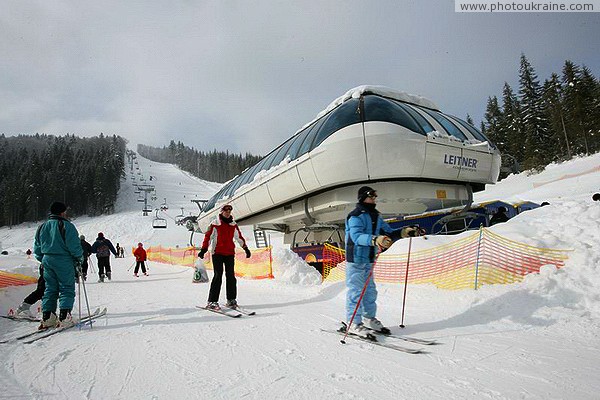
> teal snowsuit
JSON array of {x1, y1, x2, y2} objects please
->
[{"x1": 33, "y1": 214, "x2": 83, "y2": 313}]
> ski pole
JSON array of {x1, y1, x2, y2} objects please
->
[
  {"x1": 127, "y1": 260, "x2": 136, "y2": 271},
  {"x1": 77, "y1": 266, "x2": 82, "y2": 323},
  {"x1": 88, "y1": 257, "x2": 96, "y2": 273},
  {"x1": 399, "y1": 236, "x2": 413, "y2": 328},
  {"x1": 79, "y1": 267, "x2": 93, "y2": 329},
  {"x1": 341, "y1": 263, "x2": 376, "y2": 344}
]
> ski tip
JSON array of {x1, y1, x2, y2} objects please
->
[{"x1": 340, "y1": 339, "x2": 346, "y2": 344}]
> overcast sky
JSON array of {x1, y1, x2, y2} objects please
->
[{"x1": 1, "y1": 1, "x2": 598, "y2": 156}]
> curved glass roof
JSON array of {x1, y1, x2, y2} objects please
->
[{"x1": 202, "y1": 94, "x2": 494, "y2": 213}]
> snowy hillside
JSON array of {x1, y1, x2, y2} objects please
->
[{"x1": 1, "y1": 152, "x2": 600, "y2": 399}]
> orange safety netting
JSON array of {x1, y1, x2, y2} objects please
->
[
  {"x1": 0, "y1": 270, "x2": 38, "y2": 289},
  {"x1": 323, "y1": 228, "x2": 571, "y2": 290},
  {"x1": 144, "y1": 246, "x2": 274, "y2": 280}
]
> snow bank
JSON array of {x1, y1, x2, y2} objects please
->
[{"x1": 271, "y1": 248, "x2": 322, "y2": 286}]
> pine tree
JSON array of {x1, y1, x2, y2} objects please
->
[
  {"x1": 518, "y1": 54, "x2": 552, "y2": 169},
  {"x1": 562, "y1": 60, "x2": 590, "y2": 155},
  {"x1": 498, "y1": 82, "x2": 525, "y2": 163},
  {"x1": 542, "y1": 73, "x2": 571, "y2": 160}
]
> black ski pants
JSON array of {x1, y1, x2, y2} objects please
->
[
  {"x1": 207, "y1": 254, "x2": 236, "y2": 302},
  {"x1": 97, "y1": 257, "x2": 111, "y2": 277},
  {"x1": 24, "y1": 265, "x2": 45, "y2": 305},
  {"x1": 81, "y1": 257, "x2": 89, "y2": 277},
  {"x1": 134, "y1": 261, "x2": 146, "y2": 274}
]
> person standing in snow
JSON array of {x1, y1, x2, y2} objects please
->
[
  {"x1": 198, "y1": 204, "x2": 251, "y2": 310},
  {"x1": 79, "y1": 235, "x2": 93, "y2": 282},
  {"x1": 91, "y1": 232, "x2": 117, "y2": 282},
  {"x1": 33, "y1": 201, "x2": 83, "y2": 329},
  {"x1": 344, "y1": 186, "x2": 422, "y2": 337},
  {"x1": 133, "y1": 242, "x2": 148, "y2": 277},
  {"x1": 115, "y1": 243, "x2": 122, "y2": 258}
]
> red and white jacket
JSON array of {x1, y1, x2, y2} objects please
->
[{"x1": 201, "y1": 215, "x2": 247, "y2": 256}]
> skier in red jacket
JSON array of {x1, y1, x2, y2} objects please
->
[
  {"x1": 133, "y1": 242, "x2": 148, "y2": 277},
  {"x1": 198, "y1": 204, "x2": 251, "y2": 310}
]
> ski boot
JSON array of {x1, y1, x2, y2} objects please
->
[
  {"x1": 225, "y1": 299, "x2": 238, "y2": 309},
  {"x1": 98, "y1": 274, "x2": 105, "y2": 283},
  {"x1": 58, "y1": 309, "x2": 75, "y2": 328},
  {"x1": 16, "y1": 302, "x2": 32, "y2": 317},
  {"x1": 206, "y1": 302, "x2": 221, "y2": 311},
  {"x1": 363, "y1": 317, "x2": 390, "y2": 333},
  {"x1": 347, "y1": 322, "x2": 371, "y2": 338},
  {"x1": 134, "y1": 273, "x2": 139, "y2": 277},
  {"x1": 106, "y1": 272, "x2": 112, "y2": 281},
  {"x1": 39, "y1": 312, "x2": 58, "y2": 330}
]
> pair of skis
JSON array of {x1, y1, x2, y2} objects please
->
[
  {"x1": 196, "y1": 304, "x2": 256, "y2": 318},
  {"x1": 321, "y1": 321, "x2": 437, "y2": 354},
  {"x1": 1, "y1": 314, "x2": 41, "y2": 322},
  {"x1": 1, "y1": 308, "x2": 107, "y2": 344}
]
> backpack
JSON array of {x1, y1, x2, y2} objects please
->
[{"x1": 97, "y1": 242, "x2": 110, "y2": 257}]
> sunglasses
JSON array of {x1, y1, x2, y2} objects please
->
[
  {"x1": 222, "y1": 207, "x2": 233, "y2": 212},
  {"x1": 367, "y1": 191, "x2": 378, "y2": 198}
]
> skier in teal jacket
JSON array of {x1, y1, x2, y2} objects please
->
[{"x1": 33, "y1": 201, "x2": 83, "y2": 329}]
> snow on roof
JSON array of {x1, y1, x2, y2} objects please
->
[{"x1": 316, "y1": 85, "x2": 439, "y2": 119}]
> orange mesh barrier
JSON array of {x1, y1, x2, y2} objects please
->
[
  {"x1": 0, "y1": 270, "x2": 38, "y2": 289},
  {"x1": 323, "y1": 228, "x2": 571, "y2": 290},
  {"x1": 144, "y1": 246, "x2": 274, "y2": 280}
]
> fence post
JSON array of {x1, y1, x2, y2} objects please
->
[{"x1": 474, "y1": 225, "x2": 484, "y2": 290}]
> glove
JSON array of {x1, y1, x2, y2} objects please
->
[
  {"x1": 73, "y1": 260, "x2": 81, "y2": 278},
  {"x1": 198, "y1": 248, "x2": 208, "y2": 259},
  {"x1": 243, "y1": 246, "x2": 251, "y2": 258},
  {"x1": 400, "y1": 226, "x2": 426, "y2": 238},
  {"x1": 373, "y1": 235, "x2": 393, "y2": 250}
]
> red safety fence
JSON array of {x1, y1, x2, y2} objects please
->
[
  {"x1": 0, "y1": 271, "x2": 38, "y2": 289},
  {"x1": 323, "y1": 228, "x2": 572, "y2": 290}
]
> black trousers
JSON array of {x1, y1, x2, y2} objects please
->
[
  {"x1": 24, "y1": 267, "x2": 45, "y2": 305},
  {"x1": 134, "y1": 261, "x2": 146, "y2": 274},
  {"x1": 81, "y1": 257, "x2": 89, "y2": 277},
  {"x1": 208, "y1": 254, "x2": 236, "y2": 302},
  {"x1": 97, "y1": 257, "x2": 111, "y2": 277}
]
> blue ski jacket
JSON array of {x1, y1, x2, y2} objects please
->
[
  {"x1": 33, "y1": 215, "x2": 83, "y2": 264},
  {"x1": 345, "y1": 203, "x2": 394, "y2": 264}
]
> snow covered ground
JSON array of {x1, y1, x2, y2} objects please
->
[{"x1": 1, "y1": 152, "x2": 600, "y2": 399}]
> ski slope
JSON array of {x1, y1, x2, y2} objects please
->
[{"x1": 1, "y1": 152, "x2": 600, "y2": 399}]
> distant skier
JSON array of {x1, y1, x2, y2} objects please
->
[
  {"x1": 490, "y1": 206, "x2": 510, "y2": 226},
  {"x1": 33, "y1": 201, "x2": 83, "y2": 329},
  {"x1": 198, "y1": 204, "x2": 251, "y2": 310},
  {"x1": 133, "y1": 242, "x2": 148, "y2": 277},
  {"x1": 79, "y1": 235, "x2": 93, "y2": 282},
  {"x1": 26, "y1": 248, "x2": 32, "y2": 258},
  {"x1": 344, "y1": 186, "x2": 422, "y2": 337},
  {"x1": 116, "y1": 243, "x2": 122, "y2": 258},
  {"x1": 91, "y1": 232, "x2": 117, "y2": 282}
]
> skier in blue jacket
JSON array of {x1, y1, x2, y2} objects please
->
[
  {"x1": 33, "y1": 202, "x2": 83, "y2": 329},
  {"x1": 344, "y1": 186, "x2": 423, "y2": 337}
]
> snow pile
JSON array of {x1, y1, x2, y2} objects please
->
[{"x1": 271, "y1": 247, "x2": 322, "y2": 286}]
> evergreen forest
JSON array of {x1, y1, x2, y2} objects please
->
[
  {"x1": 137, "y1": 142, "x2": 261, "y2": 184},
  {"x1": 481, "y1": 54, "x2": 600, "y2": 173},
  {"x1": 0, "y1": 134, "x2": 126, "y2": 227}
]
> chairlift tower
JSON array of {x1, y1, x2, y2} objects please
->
[{"x1": 139, "y1": 185, "x2": 155, "y2": 216}]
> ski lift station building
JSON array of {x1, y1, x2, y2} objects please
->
[{"x1": 193, "y1": 86, "x2": 502, "y2": 244}]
